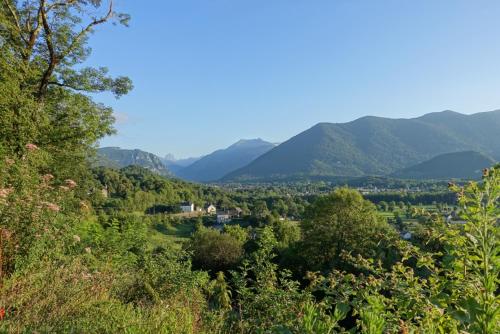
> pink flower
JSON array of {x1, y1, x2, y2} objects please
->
[
  {"x1": 81, "y1": 272, "x2": 93, "y2": 280},
  {"x1": 1, "y1": 229, "x2": 12, "y2": 239},
  {"x1": 25, "y1": 143, "x2": 38, "y2": 151},
  {"x1": 0, "y1": 188, "x2": 13, "y2": 199},
  {"x1": 65, "y1": 179, "x2": 77, "y2": 189},
  {"x1": 42, "y1": 201, "x2": 60, "y2": 212}
]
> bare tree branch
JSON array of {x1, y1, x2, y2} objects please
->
[
  {"x1": 61, "y1": 0, "x2": 114, "y2": 59},
  {"x1": 38, "y1": 0, "x2": 59, "y2": 99},
  {"x1": 3, "y1": 0, "x2": 28, "y2": 44},
  {"x1": 47, "y1": 0, "x2": 78, "y2": 11},
  {"x1": 24, "y1": 5, "x2": 43, "y2": 62},
  {"x1": 47, "y1": 80, "x2": 87, "y2": 91}
]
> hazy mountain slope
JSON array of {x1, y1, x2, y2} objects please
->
[
  {"x1": 224, "y1": 110, "x2": 500, "y2": 181},
  {"x1": 391, "y1": 151, "x2": 495, "y2": 180},
  {"x1": 96, "y1": 147, "x2": 171, "y2": 176},
  {"x1": 177, "y1": 139, "x2": 276, "y2": 182},
  {"x1": 162, "y1": 155, "x2": 203, "y2": 175}
]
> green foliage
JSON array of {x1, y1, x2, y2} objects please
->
[
  {"x1": 209, "y1": 271, "x2": 232, "y2": 310},
  {"x1": 223, "y1": 224, "x2": 249, "y2": 244},
  {"x1": 448, "y1": 165, "x2": 500, "y2": 333},
  {"x1": 188, "y1": 226, "x2": 244, "y2": 272},
  {"x1": 0, "y1": 0, "x2": 131, "y2": 189},
  {"x1": 301, "y1": 187, "x2": 394, "y2": 271}
]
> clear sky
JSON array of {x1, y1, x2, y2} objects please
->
[{"x1": 91, "y1": 0, "x2": 500, "y2": 158}]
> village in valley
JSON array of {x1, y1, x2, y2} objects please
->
[{"x1": 179, "y1": 202, "x2": 243, "y2": 224}]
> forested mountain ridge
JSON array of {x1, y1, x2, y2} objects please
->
[
  {"x1": 176, "y1": 139, "x2": 276, "y2": 182},
  {"x1": 224, "y1": 110, "x2": 500, "y2": 181},
  {"x1": 96, "y1": 147, "x2": 171, "y2": 176},
  {"x1": 391, "y1": 151, "x2": 496, "y2": 180}
]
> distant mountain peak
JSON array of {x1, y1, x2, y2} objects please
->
[
  {"x1": 96, "y1": 147, "x2": 171, "y2": 176},
  {"x1": 230, "y1": 138, "x2": 272, "y2": 148},
  {"x1": 163, "y1": 153, "x2": 176, "y2": 162},
  {"x1": 417, "y1": 110, "x2": 465, "y2": 120}
]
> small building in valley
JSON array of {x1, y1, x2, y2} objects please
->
[
  {"x1": 205, "y1": 204, "x2": 216, "y2": 214},
  {"x1": 216, "y1": 207, "x2": 243, "y2": 223},
  {"x1": 180, "y1": 202, "x2": 195, "y2": 213},
  {"x1": 216, "y1": 210, "x2": 232, "y2": 223}
]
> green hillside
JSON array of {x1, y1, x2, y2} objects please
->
[
  {"x1": 391, "y1": 151, "x2": 495, "y2": 180},
  {"x1": 224, "y1": 110, "x2": 500, "y2": 181}
]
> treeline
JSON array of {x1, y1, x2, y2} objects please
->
[
  {"x1": 364, "y1": 191, "x2": 457, "y2": 205},
  {"x1": 91, "y1": 165, "x2": 309, "y2": 219}
]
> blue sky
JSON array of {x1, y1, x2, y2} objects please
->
[{"x1": 91, "y1": 0, "x2": 500, "y2": 158}]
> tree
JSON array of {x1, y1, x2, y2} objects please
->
[
  {"x1": 272, "y1": 198, "x2": 288, "y2": 217},
  {"x1": 271, "y1": 219, "x2": 301, "y2": 250},
  {"x1": 253, "y1": 200, "x2": 270, "y2": 219},
  {"x1": 301, "y1": 187, "x2": 392, "y2": 271},
  {"x1": 188, "y1": 227, "x2": 244, "y2": 272},
  {"x1": 0, "y1": 0, "x2": 132, "y2": 185},
  {"x1": 223, "y1": 224, "x2": 248, "y2": 244}
]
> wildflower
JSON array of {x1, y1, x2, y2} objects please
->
[
  {"x1": 65, "y1": 179, "x2": 77, "y2": 189},
  {"x1": 80, "y1": 201, "x2": 90, "y2": 211},
  {"x1": 42, "y1": 174, "x2": 54, "y2": 182},
  {"x1": 0, "y1": 188, "x2": 13, "y2": 199},
  {"x1": 5, "y1": 158, "x2": 14, "y2": 166},
  {"x1": 42, "y1": 201, "x2": 60, "y2": 212},
  {"x1": 1, "y1": 229, "x2": 12, "y2": 240},
  {"x1": 84, "y1": 247, "x2": 92, "y2": 254},
  {"x1": 0, "y1": 308, "x2": 5, "y2": 320},
  {"x1": 398, "y1": 320, "x2": 408, "y2": 334},
  {"x1": 25, "y1": 143, "x2": 38, "y2": 151},
  {"x1": 82, "y1": 272, "x2": 92, "y2": 280},
  {"x1": 73, "y1": 235, "x2": 81, "y2": 243}
]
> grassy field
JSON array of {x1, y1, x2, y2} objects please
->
[{"x1": 146, "y1": 217, "x2": 200, "y2": 249}]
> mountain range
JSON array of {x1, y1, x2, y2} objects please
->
[
  {"x1": 224, "y1": 110, "x2": 500, "y2": 181},
  {"x1": 97, "y1": 110, "x2": 500, "y2": 182},
  {"x1": 176, "y1": 139, "x2": 276, "y2": 182},
  {"x1": 96, "y1": 139, "x2": 276, "y2": 182}
]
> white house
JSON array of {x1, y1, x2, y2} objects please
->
[
  {"x1": 205, "y1": 204, "x2": 216, "y2": 214},
  {"x1": 216, "y1": 211, "x2": 231, "y2": 223},
  {"x1": 216, "y1": 207, "x2": 243, "y2": 223},
  {"x1": 180, "y1": 202, "x2": 194, "y2": 213}
]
